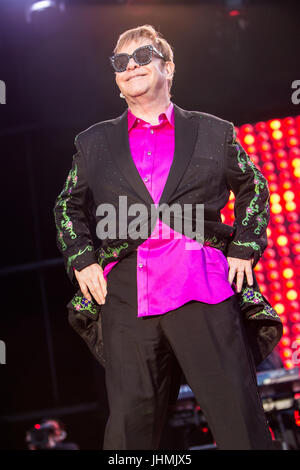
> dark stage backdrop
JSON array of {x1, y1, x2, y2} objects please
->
[{"x1": 0, "y1": 0, "x2": 299, "y2": 450}]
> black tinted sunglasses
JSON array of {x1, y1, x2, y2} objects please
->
[{"x1": 110, "y1": 44, "x2": 167, "y2": 73}]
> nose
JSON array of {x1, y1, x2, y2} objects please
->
[{"x1": 127, "y1": 57, "x2": 139, "y2": 71}]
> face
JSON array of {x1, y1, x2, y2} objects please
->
[{"x1": 114, "y1": 38, "x2": 174, "y2": 100}]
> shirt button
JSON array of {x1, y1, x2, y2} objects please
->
[
  {"x1": 138, "y1": 263, "x2": 143, "y2": 268},
  {"x1": 150, "y1": 129, "x2": 154, "y2": 134},
  {"x1": 147, "y1": 151, "x2": 152, "y2": 156},
  {"x1": 144, "y1": 176, "x2": 149, "y2": 182}
]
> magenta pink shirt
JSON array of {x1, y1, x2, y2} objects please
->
[{"x1": 103, "y1": 102, "x2": 235, "y2": 316}]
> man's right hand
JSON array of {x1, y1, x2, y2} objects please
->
[{"x1": 74, "y1": 263, "x2": 107, "y2": 305}]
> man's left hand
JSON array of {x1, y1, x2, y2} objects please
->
[{"x1": 227, "y1": 256, "x2": 254, "y2": 293}]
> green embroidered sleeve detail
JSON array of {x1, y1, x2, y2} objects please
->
[
  {"x1": 98, "y1": 243, "x2": 129, "y2": 267},
  {"x1": 231, "y1": 240, "x2": 261, "y2": 252},
  {"x1": 234, "y1": 144, "x2": 268, "y2": 234},
  {"x1": 55, "y1": 165, "x2": 79, "y2": 251},
  {"x1": 67, "y1": 245, "x2": 93, "y2": 273},
  {"x1": 71, "y1": 295, "x2": 98, "y2": 315}
]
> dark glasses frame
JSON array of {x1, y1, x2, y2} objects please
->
[{"x1": 109, "y1": 44, "x2": 167, "y2": 73}]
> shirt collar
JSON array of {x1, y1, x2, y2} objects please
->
[{"x1": 127, "y1": 101, "x2": 174, "y2": 131}]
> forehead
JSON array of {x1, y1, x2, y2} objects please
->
[{"x1": 117, "y1": 37, "x2": 153, "y2": 55}]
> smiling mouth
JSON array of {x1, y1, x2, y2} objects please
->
[{"x1": 128, "y1": 75, "x2": 146, "y2": 81}]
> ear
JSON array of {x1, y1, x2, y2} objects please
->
[{"x1": 165, "y1": 61, "x2": 175, "y2": 80}]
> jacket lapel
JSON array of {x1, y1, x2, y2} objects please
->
[{"x1": 104, "y1": 102, "x2": 199, "y2": 207}]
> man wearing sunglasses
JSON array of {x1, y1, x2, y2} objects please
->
[{"x1": 54, "y1": 25, "x2": 281, "y2": 450}]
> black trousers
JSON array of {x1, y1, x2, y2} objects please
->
[{"x1": 101, "y1": 251, "x2": 273, "y2": 450}]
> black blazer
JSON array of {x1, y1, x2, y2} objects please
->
[{"x1": 53, "y1": 103, "x2": 282, "y2": 368}]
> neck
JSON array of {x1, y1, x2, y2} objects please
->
[{"x1": 125, "y1": 94, "x2": 171, "y2": 125}]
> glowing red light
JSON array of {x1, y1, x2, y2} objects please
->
[
  {"x1": 277, "y1": 235, "x2": 288, "y2": 246},
  {"x1": 273, "y1": 140, "x2": 285, "y2": 150},
  {"x1": 267, "y1": 173, "x2": 277, "y2": 183},
  {"x1": 257, "y1": 132, "x2": 269, "y2": 142},
  {"x1": 260, "y1": 284, "x2": 267, "y2": 294},
  {"x1": 287, "y1": 290, "x2": 298, "y2": 301},
  {"x1": 282, "y1": 348, "x2": 292, "y2": 358},
  {"x1": 286, "y1": 212, "x2": 298, "y2": 222},
  {"x1": 289, "y1": 147, "x2": 300, "y2": 158},
  {"x1": 255, "y1": 122, "x2": 267, "y2": 132},
  {"x1": 243, "y1": 134, "x2": 255, "y2": 145},
  {"x1": 287, "y1": 137, "x2": 299, "y2": 147},
  {"x1": 273, "y1": 214, "x2": 284, "y2": 224},
  {"x1": 271, "y1": 293, "x2": 283, "y2": 303},
  {"x1": 292, "y1": 324, "x2": 300, "y2": 334},
  {"x1": 260, "y1": 142, "x2": 271, "y2": 152},
  {"x1": 240, "y1": 124, "x2": 254, "y2": 134},
  {"x1": 275, "y1": 225, "x2": 286, "y2": 235},
  {"x1": 290, "y1": 301, "x2": 300, "y2": 311},
  {"x1": 294, "y1": 410, "x2": 300, "y2": 427},
  {"x1": 292, "y1": 233, "x2": 300, "y2": 243},
  {"x1": 274, "y1": 149, "x2": 287, "y2": 159},
  {"x1": 283, "y1": 268, "x2": 294, "y2": 279},
  {"x1": 282, "y1": 181, "x2": 292, "y2": 190},
  {"x1": 287, "y1": 128, "x2": 297, "y2": 136},
  {"x1": 269, "y1": 119, "x2": 281, "y2": 130},
  {"x1": 283, "y1": 117, "x2": 295, "y2": 127},
  {"x1": 34, "y1": 424, "x2": 41, "y2": 429},
  {"x1": 286, "y1": 280, "x2": 295, "y2": 289},
  {"x1": 267, "y1": 259, "x2": 278, "y2": 269},
  {"x1": 293, "y1": 244, "x2": 300, "y2": 255},
  {"x1": 290, "y1": 223, "x2": 300, "y2": 233},
  {"x1": 270, "y1": 281, "x2": 281, "y2": 292},
  {"x1": 265, "y1": 248, "x2": 277, "y2": 258},
  {"x1": 291, "y1": 313, "x2": 300, "y2": 323},
  {"x1": 280, "y1": 337, "x2": 290, "y2": 347},
  {"x1": 263, "y1": 162, "x2": 275, "y2": 173},
  {"x1": 278, "y1": 160, "x2": 289, "y2": 170},
  {"x1": 269, "y1": 183, "x2": 278, "y2": 193},
  {"x1": 283, "y1": 325, "x2": 290, "y2": 335},
  {"x1": 256, "y1": 272, "x2": 265, "y2": 283},
  {"x1": 277, "y1": 246, "x2": 290, "y2": 257},
  {"x1": 272, "y1": 130, "x2": 283, "y2": 140},
  {"x1": 278, "y1": 170, "x2": 291, "y2": 180},
  {"x1": 249, "y1": 149, "x2": 258, "y2": 159},
  {"x1": 279, "y1": 257, "x2": 291, "y2": 268}
]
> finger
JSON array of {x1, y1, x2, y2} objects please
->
[
  {"x1": 97, "y1": 269, "x2": 107, "y2": 297},
  {"x1": 236, "y1": 271, "x2": 244, "y2": 293},
  {"x1": 228, "y1": 265, "x2": 237, "y2": 285},
  {"x1": 79, "y1": 281, "x2": 92, "y2": 301},
  {"x1": 245, "y1": 264, "x2": 254, "y2": 286},
  {"x1": 91, "y1": 274, "x2": 107, "y2": 304},
  {"x1": 88, "y1": 278, "x2": 104, "y2": 305}
]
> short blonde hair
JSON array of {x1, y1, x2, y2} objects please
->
[{"x1": 113, "y1": 24, "x2": 175, "y2": 97}]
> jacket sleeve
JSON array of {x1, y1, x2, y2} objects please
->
[
  {"x1": 53, "y1": 135, "x2": 98, "y2": 286},
  {"x1": 225, "y1": 122, "x2": 270, "y2": 267}
]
